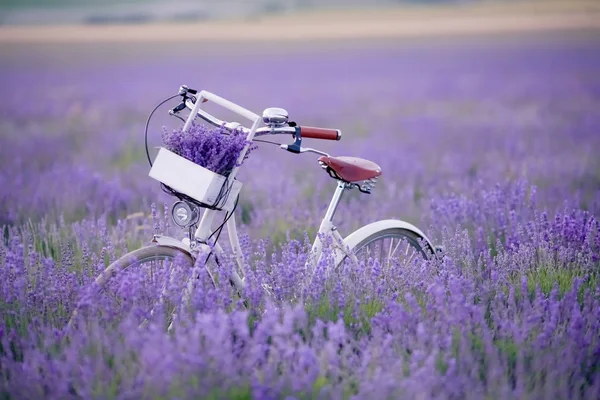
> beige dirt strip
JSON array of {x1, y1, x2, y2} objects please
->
[{"x1": 0, "y1": 10, "x2": 599, "y2": 43}]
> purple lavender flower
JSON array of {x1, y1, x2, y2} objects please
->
[{"x1": 161, "y1": 123, "x2": 257, "y2": 177}]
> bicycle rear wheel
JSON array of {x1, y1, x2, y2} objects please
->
[
  {"x1": 334, "y1": 228, "x2": 433, "y2": 297},
  {"x1": 67, "y1": 245, "x2": 214, "y2": 331},
  {"x1": 349, "y1": 228, "x2": 433, "y2": 265}
]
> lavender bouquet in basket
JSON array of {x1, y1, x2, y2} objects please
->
[{"x1": 161, "y1": 123, "x2": 256, "y2": 177}]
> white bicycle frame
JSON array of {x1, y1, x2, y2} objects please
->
[{"x1": 152, "y1": 89, "x2": 435, "y2": 291}]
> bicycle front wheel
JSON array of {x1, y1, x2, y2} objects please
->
[{"x1": 67, "y1": 245, "x2": 214, "y2": 331}]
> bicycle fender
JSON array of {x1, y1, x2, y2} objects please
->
[
  {"x1": 342, "y1": 219, "x2": 435, "y2": 255},
  {"x1": 149, "y1": 235, "x2": 235, "y2": 272},
  {"x1": 151, "y1": 235, "x2": 193, "y2": 255}
]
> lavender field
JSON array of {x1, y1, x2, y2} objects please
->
[{"x1": 1, "y1": 32, "x2": 600, "y2": 399}]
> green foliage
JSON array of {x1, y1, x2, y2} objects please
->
[
  {"x1": 509, "y1": 264, "x2": 598, "y2": 304},
  {"x1": 111, "y1": 141, "x2": 147, "y2": 171},
  {"x1": 305, "y1": 294, "x2": 383, "y2": 337}
]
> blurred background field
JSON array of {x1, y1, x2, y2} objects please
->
[
  {"x1": 0, "y1": 0, "x2": 595, "y2": 23},
  {"x1": 1, "y1": 0, "x2": 600, "y2": 26},
  {"x1": 0, "y1": 0, "x2": 599, "y2": 43}
]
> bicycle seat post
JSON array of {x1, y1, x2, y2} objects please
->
[{"x1": 323, "y1": 180, "x2": 347, "y2": 224}]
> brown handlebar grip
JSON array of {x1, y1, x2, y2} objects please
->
[{"x1": 299, "y1": 126, "x2": 342, "y2": 141}]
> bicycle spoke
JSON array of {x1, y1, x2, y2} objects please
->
[
  {"x1": 391, "y1": 238, "x2": 402, "y2": 259},
  {"x1": 387, "y1": 238, "x2": 394, "y2": 267},
  {"x1": 405, "y1": 247, "x2": 417, "y2": 265},
  {"x1": 347, "y1": 231, "x2": 427, "y2": 271}
]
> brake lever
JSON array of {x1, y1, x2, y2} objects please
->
[
  {"x1": 171, "y1": 85, "x2": 204, "y2": 116},
  {"x1": 169, "y1": 102, "x2": 187, "y2": 115},
  {"x1": 280, "y1": 144, "x2": 329, "y2": 157}
]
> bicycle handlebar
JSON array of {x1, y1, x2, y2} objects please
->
[
  {"x1": 197, "y1": 90, "x2": 260, "y2": 124},
  {"x1": 299, "y1": 126, "x2": 341, "y2": 141},
  {"x1": 182, "y1": 91, "x2": 342, "y2": 141},
  {"x1": 185, "y1": 98, "x2": 230, "y2": 129}
]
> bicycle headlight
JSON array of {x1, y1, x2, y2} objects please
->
[{"x1": 171, "y1": 201, "x2": 199, "y2": 228}]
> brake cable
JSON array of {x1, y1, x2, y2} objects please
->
[{"x1": 144, "y1": 94, "x2": 180, "y2": 167}]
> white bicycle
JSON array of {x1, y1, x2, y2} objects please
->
[{"x1": 68, "y1": 85, "x2": 440, "y2": 329}]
